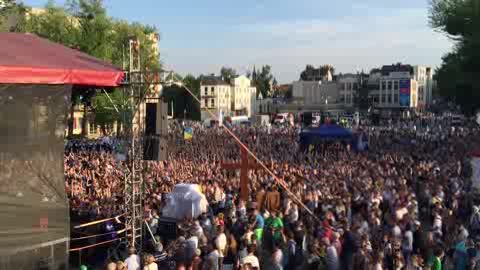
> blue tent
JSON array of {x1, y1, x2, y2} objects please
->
[{"x1": 300, "y1": 124, "x2": 354, "y2": 148}]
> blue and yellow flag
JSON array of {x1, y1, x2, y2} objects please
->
[{"x1": 184, "y1": 127, "x2": 193, "y2": 140}]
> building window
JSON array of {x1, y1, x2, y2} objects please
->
[
  {"x1": 204, "y1": 98, "x2": 208, "y2": 107},
  {"x1": 211, "y1": 99, "x2": 215, "y2": 107},
  {"x1": 381, "y1": 93, "x2": 386, "y2": 103},
  {"x1": 387, "y1": 95, "x2": 392, "y2": 103},
  {"x1": 211, "y1": 87, "x2": 214, "y2": 95},
  {"x1": 204, "y1": 87, "x2": 208, "y2": 96},
  {"x1": 89, "y1": 123, "x2": 97, "y2": 135},
  {"x1": 105, "y1": 124, "x2": 113, "y2": 134},
  {"x1": 381, "y1": 81, "x2": 386, "y2": 90},
  {"x1": 394, "y1": 94, "x2": 399, "y2": 103},
  {"x1": 394, "y1": 81, "x2": 399, "y2": 90},
  {"x1": 388, "y1": 81, "x2": 392, "y2": 90}
]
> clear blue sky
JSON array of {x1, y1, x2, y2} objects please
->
[{"x1": 24, "y1": 0, "x2": 453, "y2": 83}]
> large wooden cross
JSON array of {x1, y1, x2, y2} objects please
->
[{"x1": 221, "y1": 147, "x2": 263, "y2": 202}]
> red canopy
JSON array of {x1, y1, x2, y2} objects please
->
[{"x1": 0, "y1": 33, "x2": 124, "y2": 86}]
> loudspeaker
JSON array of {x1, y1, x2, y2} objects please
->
[
  {"x1": 143, "y1": 135, "x2": 159, "y2": 161},
  {"x1": 145, "y1": 103, "x2": 157, "y2": 135},
  {"x1": 143, "y1": 101, "x2": 168, "y2": 161},
  {"x1": 156, "y1": 101, "x2": 168, "y2": 161},
  {"x1": 157, "y1": 217, "x2": 177, "y2": 240},
  {"x1": 156, "y1": 101, "x2": 168, "y2": 136}
]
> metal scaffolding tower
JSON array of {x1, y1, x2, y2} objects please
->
[
  {"x1": 123, "y1": 38, "x2": 144, "y2": 251},
  {"x1": 120, "y1": 37, "x2": 174, "y2": 252}
]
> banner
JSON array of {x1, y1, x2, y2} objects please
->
[
  {"x1": 184, "y1": 127, "x2": 193, "y2": 140},
  {"x1": 399, "y1": 79, "x2": 411, "y2": 107}
]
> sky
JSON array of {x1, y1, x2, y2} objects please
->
[{"x1": 24, "y1": 0, "x2": 454, "y2": 83}]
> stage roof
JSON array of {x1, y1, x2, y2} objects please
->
[{"x1": 0, "y1": 33, "x2": 124, "y2": 86}]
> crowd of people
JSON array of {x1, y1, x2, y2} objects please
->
[{"x1": 65, "y1": 116, "x2": 480, "y2": 270}]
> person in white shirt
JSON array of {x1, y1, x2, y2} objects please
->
[
  {"x1": 207, "y1": 245, "x2": 221, "y2": 270},
  {"x1": 186, "y1": 233, "x2": 199, "y2": 262},
  {"x1": 143, "y1": 254, "x2": 158, "y2": 270},
  {"x1": 215, "y1": 225, "x2": 227, "y2": 257},
  {"x1": 323, "y1": 238, "x2": 339, "y2": 270},
  {"x1": 124, "y1": 248, "x2": 141, "y2": 270},
  {"x1": 402, "y1": 224, "x2": 414, "y2": 267},
  {"x1": 241, "y1": 245, "x2": 260, "y2": 269},
  {"x1": 272, "y1": 242, "x2": 284, "y2": 270}
]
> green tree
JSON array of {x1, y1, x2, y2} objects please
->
[
  {"x1": 66, "y1": 0, "x2": 115, "y2": 61},
  {"x1": 220, "y1": 67, "x2": 237, "y2": 83},
  {"x1": 183, "y1": 74, "x2": 201, "y2": 120},
  {"x1": 22, "y1": 2, "x2": 79, "y2": 47},
  {"x1": 19, "y1": 0, "x2": 162, "y2": 136},
  {"x1": 300, "y1": 64, "x2": 335, "y2": 81},
  {"x1": 162, "y1": 74, "x2": 201, "y2": 121},
  {"x1": 0, "y1": 0, "x2": 28, "y2": 32},
  {"x1": 255, "y1": 65, "x2": 274, "y2": 98},
  {"x1": 430, "y1": 0, "x2": 480, "y2": 115}
]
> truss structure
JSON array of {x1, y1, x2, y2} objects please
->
[
  {"x1": 121, "y1": 87, "x2": 144, "y2": 252},
  {"x1": 120, "y1": 38, "x2": 176, "y2": 252}
]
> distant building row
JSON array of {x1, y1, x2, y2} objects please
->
[
  {"x1": 291, "y1": 64, "x2": 433, "y2": 111},
  {"x1": 199, "y1": 75, "x2": 256, "y2": 121}
]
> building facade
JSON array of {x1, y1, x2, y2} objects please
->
[
  {"x1": 374, "y1": 64, "x2": 423, "y2": 109},
  {"x1": 292, "y1": 81, "x2": 340, "y2": 107},
  {"x1": 337, "y1": 74, "x2": 358, "y2": 106},
  {"x1": 378, "y1": 74, "x2": 418, "y2": 108},
  {"x1": 232, "y1": 75, "x2": 257, "y2": 117},
  {"x1": 282, "y1": 63, "x2": 433, "y2": 114},
  {"x1": 256, "y1": 92, "x2": 275, "y2": 115},
  {"x1": 413, "y1": 66, "x2": 433, "y2": 108},
  {"x1": 200, "y1": 75, "x2": 256, "y2": 121}
]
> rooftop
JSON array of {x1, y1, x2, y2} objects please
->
[
  {"x1": 200, "y1": 75, "x2": 229, "y2": 86},
  {"x1": 380, "y1": 63, "x2": 413, "y2": 75}
]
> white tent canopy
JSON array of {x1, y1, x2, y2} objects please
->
[{"x1": 162, "y1": 184, "x2": 209, "y2": 220}]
